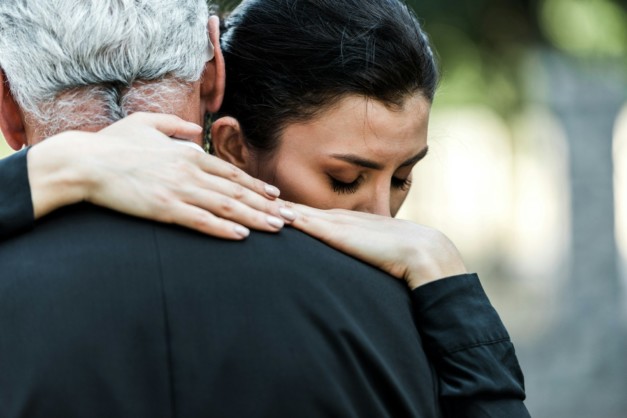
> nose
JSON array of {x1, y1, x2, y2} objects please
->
[{"x1": 357, "y1": 187, "x2": 392, "y2": 217}]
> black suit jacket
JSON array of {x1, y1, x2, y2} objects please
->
[
  {"x1": 0, "y1": 149, "x2": 530, "y2": 417},
  {"x1": 0, "y1": 203, "x2": 441, "y2": 417}
]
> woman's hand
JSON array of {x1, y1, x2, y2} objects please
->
[
  {"x1": 288, "y1": 204, "x2": 467, "y2": 289},
  {"x1": 27, "y1": 113, "x2": 295, "y2": 239}
]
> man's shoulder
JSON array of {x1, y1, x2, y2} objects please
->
[
  {"x1": 0, "y1": 202, "x2": 397, "y2": 285},
  {"x1": 0, "y1": 201, "x2": 416, "y2": 353},
  {"x1": 0, "y1": 203, "x2": 436, "y2": 418}
]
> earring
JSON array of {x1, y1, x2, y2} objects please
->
[{"x1": 203, "y1": 112, "x2": 215, "y2": 154}]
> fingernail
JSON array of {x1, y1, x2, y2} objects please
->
[
  {"x1": 267, "y1": 216, "x2": 284, "y2": 229},
  {"x1": 234, "y1": 225, "x2": 250, "y2": 238},
  {"x1": 279, "y1": 207, "x2": 297, "y2": 221},
  {"x1": 186, "y1": 122, "x2": 203, "y2": 131},
  {"x1": 265, "y1": 184, "x2": 281, "y2": 198}
]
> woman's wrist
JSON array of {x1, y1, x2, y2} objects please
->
[
  {"x1": 27, "y1": 131, "x2": 95, "y2": 219},
  {"x1": 405, "y1": 233, "x2": 468, "y2": 290}
]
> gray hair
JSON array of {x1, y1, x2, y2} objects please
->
[{"x1": 0, "y1": 0, "x2": 210, "y2": 135}]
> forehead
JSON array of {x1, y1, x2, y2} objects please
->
[{"x1": 279, "y1": 94, "x2": 430, "y2": 162}]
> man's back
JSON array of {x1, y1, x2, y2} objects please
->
[{"x1": 0, "y1": 204, "x2": 439, "y2": 418}]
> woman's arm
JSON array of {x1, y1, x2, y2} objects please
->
[
  {"x1": 289, "y1": 205, "x2": 530, "y2": 417},
  {"x1": 287, "y1": 205, "x2": 467, "y2": 289},
  {"x1": 413, "y1": 274, "x2": 529, "y2": 417},
  {"x1": 1, "y1": 113, "x2": 294, "y2": 240},
  {"x1": 0, "y1": 148, "x2": 34, "y2": 239}
]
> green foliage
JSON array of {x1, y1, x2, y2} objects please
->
[
  {"x1": 210, "y1": 0, "x2": 240, "y2": 15},
  {"x1": 540, "y1": 0, "x2": 627, "y2": 58},
  {"x1": 407, "y1": 0, "x2": 627, "y2": 113}
]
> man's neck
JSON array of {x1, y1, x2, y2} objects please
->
[{"x1": 25, "y1": 79, "x2": 202, "y2": 146}]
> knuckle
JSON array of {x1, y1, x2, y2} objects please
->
[
  {"x1": 297, "y1": 213, "x2": 310, "y2": 226},
  {"x1": 180, "y1": 184, "x2": 198, "y2": 199},
  {"x1": 191, "y1": 213, "x2": 210, "y2": 228},
  {"x1": 226, "y1": 165, "x2": 243, "y2": 183},
  {"x1": 231, "y1": 184, "x2": 246, "y2": 201},
  {"x1": 200, "y1": 154, "x2": 220, "y2": 173},
  {"x1": 178, "y1": 146, "x2": 199, "y2": 161},
  {"x1": 171, "y1": 161, "x2": 192, "y2": 177},
  {"x1": 264, "y1": 201, "x2": 277, "y2": 214},
  {"x1": 153, "y1": 190, "x2": 173, "y2": 207},
  {"x1": 218, "y1": 197, "x2": 236, "y2": 215},
  {"x1": 157, "y1": 208, "x2": 175, "y2": 224}
]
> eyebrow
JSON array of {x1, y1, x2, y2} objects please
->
[{"x1": 330, "y1": 146, "x2": 429, "y2": 170}]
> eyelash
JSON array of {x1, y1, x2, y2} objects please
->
[
  {"x1": 330, "y1": 176, "x2": 412, "y2": 194},
  {"x1": 392, "y1": 177, "x2": 412, "y2": 192},
  {"x1": 331, "y1": 177, "x2": 363, "y2": 194}
]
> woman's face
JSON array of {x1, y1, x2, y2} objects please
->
[{"x1": 248, "y1": 94, "x2": 430, "y2": 217}]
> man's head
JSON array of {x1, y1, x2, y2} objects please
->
[{"x1": 0, "y1": 0, "x2": 225, "y2": 149}]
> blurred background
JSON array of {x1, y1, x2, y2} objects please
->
[
  {"x1": 1, "y1": 0, "x2": 626, "y2": 416},
  {"x1": 396, "y1": 0, "x2": 627, "y2": 416}
]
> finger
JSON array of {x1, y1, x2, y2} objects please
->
[
  {"x1": 289, "y1": 204, "x2": 337, "y2": 235},
  {"x1": 290, "y1": 203, "x2": 338, "y2": 220},
  {"x1": 197, "y1": 174, "x2": 287, "y2": 218},
  {"x1": 172, "y1": 139, "x2": 206, "y2": 154},
  {"x1": 127, "y1": 112, "x2": 203, "y2": 141},
  {"x1": 168, "y1": 202, "x2": 251, "y2": 240},
  {"x1": 292, "y1": 204, "x2": 380, "y2": 224},
  {"x1": 195, "y1": 155, "x2": 281, "y2": 200},
  {"x1": 208, "y1": 15, "x2": 220, "y2": 40},
  {"x1": 289, "y1": 204, "x2": 366, "y2": 248},
  {"x1": 185, "y1": 188, "x2": 286, "y2": 232}
]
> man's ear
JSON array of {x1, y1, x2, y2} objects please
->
[
  {"x1": 211, "y1": 116, "x2": 250, "y2": 170},
  {"x1": 200, "y1": 16, "x2": 226, "y2": 114},
  {"x1": 0, "y1": 70, "x2": 28, "y2": 150}
]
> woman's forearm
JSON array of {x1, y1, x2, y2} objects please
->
[
  {"x1": 27, "y1": 131, "x2": 93, "y2": 219},
  {"x1": 18, "y1": 113, "x2": 295, "y2": 239}
]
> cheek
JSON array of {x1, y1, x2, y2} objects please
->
[
  {"x1": 269, "y1": 161, "x2": 332, "y2": 207},
  {"x1": 271, "y1": 163, "x2": 363, "y2": 210},
  {"x1": 279, "y1": 180, "x2": 350, "y2": 209}
]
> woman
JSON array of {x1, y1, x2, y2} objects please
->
[
  {"x1": 0, "y1": 0, "x2": 528, "y2": 415},
  {"x1": 209, "y1": 0, "x2": 466, "y2": 288}
]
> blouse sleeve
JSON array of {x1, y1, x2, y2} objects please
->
[
  {"x1": 412, "y1": 273, "x2": 530, "y2": 417},
  {"x1": 0, "y1": 148, "x2": 35, "y2": 239}
]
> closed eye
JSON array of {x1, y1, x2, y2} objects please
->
[
  {"x1": 330, "y1": 176, "x2": 363, "y2": 194},
  {"x1": 392, "y1": 177, "x2": 412, "y2": 191}
]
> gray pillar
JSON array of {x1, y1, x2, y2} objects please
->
[{"x1": 523, "y1": 51, "x2": 627, "y2": 418}]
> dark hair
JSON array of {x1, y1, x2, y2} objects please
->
[{"x1": 217, "y1": 0, "x2": 438, "y2": 154}]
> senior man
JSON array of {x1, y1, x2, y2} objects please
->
[{"x1": 0, "y1": 1, "x2": 527, "y2": 417}]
